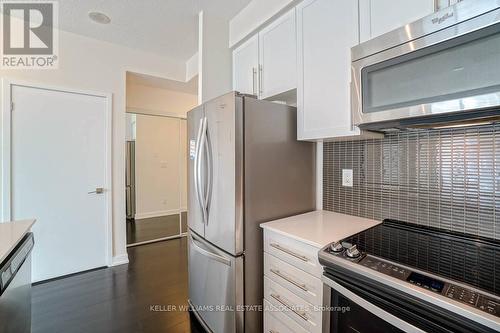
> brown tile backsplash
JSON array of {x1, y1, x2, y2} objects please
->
[{"x1": 323, "y1": 124, "x2": 500, "y2": 239}]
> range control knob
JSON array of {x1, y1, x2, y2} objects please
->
[
  {"x1": 329, "y1": 242, "x2": 344, "y2": 253},
  {"x1": 346, "y1": 245, "x2": 361, "y2": 259}
]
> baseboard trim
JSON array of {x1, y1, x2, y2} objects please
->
[
  {"x1": 134, "y1": 209, "x2": 181, "y2": 220},
  {"x1": 111, "y1": 254, "x2": 129, "y2": 266},
  {"x1": 33, "y1": 266, "x2": 107, "y2": 285}
]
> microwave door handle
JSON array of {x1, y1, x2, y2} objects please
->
[{"x1": 350, "y1": 74, "x2": 360, "y2": 131}]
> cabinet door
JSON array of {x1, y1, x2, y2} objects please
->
[
  {"x1": 360, "y1": 0, "x2": 435, "y2": 42},
  {"x1": 258, "y1": 9, "x2": 297, "y2": 99},
  {"x1": 297, "y1": 0, "x2": 360, "y2": 140},
  {"x1": 232, "y1": 34, "x2": 259, "y2": 95}
]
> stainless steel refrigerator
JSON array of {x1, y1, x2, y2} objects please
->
[{"x1": 187, "y1": 92, "x2": 315, "y2": 333}]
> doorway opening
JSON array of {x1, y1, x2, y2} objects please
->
[{"x1": 125, "y1": 72, "x2": 197, "y2": 246}]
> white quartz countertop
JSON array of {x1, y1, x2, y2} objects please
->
[
  {"x1": 260, "y1": 211, "x2": 380, "y2": 248},
  {"x1": 0, "y1": 219, "x2": 36, "y2": 263}
]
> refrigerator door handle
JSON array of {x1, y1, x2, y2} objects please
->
[
  {"x1": 203, "y1": 125, "x2": 213, "y2": 225},
  {"x1": 198, "y1": 117, "x2": 209, "y2": 225},
  {"x1": 194, "y1": 117, "x2": 207, "y2": 225},
  {"x1": 189, "y1": 233, "x2": 231, "y2": 266}
]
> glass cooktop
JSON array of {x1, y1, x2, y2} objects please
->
[{"x1": 340, "y1": 220, "x2": 500, "y2": 297}]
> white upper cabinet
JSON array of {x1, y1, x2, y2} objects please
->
[
  {"x1": 297, "y1": 0, "x2": 380, "y2": 140},
  {"x1": 359, "y1": 0, "x2": 435, "y2": 42},
  {"x1": 232, "y1": 0, "x2": 439, "y2": 141},
  {"x1": 232, "y1": 35, "x2": 259, "y2": 96},
  {"x1": 258, "y1": 9, "x2": 297, "y2": 99}
]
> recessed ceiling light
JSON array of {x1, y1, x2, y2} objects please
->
[{"x1": 88, "y1": 12, "x2": 111, "y2": 24}]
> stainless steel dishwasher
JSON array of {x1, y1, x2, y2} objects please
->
[{"x1": 0, "y1": 233, "x2": 34, "y2": 333}]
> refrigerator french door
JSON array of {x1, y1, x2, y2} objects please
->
[
  {"x1": 187, "y1": 93, "x2": 244, "y2": 332},
  {"x1": 187, "y1": 92, "x2": 316, "y2": 333},
  {"x1": 188, "y1": 93, "x2": 244, "y2": 254}
]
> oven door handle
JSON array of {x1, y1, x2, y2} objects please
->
[{"x1": 322, "y1": 276, "x2": 427, "y2": 333}]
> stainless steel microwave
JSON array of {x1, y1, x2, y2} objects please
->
[{"x1": 351, "y1": 0, "x2": 500, "y2": 131}]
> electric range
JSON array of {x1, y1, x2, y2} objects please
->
[{"x1": 319, "y1": 219, "x2": 500, "y2": 333}]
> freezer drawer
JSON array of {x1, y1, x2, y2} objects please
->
[{"x1": 188, "y1": 232, "x2": 244, "y2": 333}]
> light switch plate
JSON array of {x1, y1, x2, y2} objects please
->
[{"x1": 342, "y1": 169, "x2": 353, "y2": 187}]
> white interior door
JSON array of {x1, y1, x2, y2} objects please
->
[{"x1": 9, "y1": 84, "x2": 110, "y2": 282}]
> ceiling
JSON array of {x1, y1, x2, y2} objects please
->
[
  {"x1": 127, "y1": 72, "x2": 198, "y2": 95},
  {"x1": 58, "y1": 0, "x2": 251, "y2": 63}
]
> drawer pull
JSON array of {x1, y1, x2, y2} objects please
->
[
  {"x1": 270, "y1": 268, "x2": 308, "y2": 292},
  {"x1": 270, "y1": 243, "x2": 309, "y2": 262},
  {"x1": 269, "y1": 331, "x2": 279, "y2": 333},
  {"x1": 270, "y1": 293, "x2": 308, "y2": 322}
]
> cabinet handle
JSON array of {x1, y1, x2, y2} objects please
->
[
  {"x1": 259, "y1": 64, "x2": 263, "y2": 95},
  {"x1": 270, "y1": 243, "x2": 309, "y2": 262},
  {"x1": 270, "y1": 268, "x2": 308, "y2": 292},
  {"x1": 270, "y1": 293, "x2": 308, "y2": 321},
  {"x1": 252, "y1": 67, "x2": 257, "y2": 96},
  {"x1": 433, "y1": 0, "x2": 439, "y2": 12},
  {"x1": 269, "y1": 331, "x2": 279, "y2": 333}
]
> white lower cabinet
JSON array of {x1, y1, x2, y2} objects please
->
[
  {"x1": 263, "y1": 229, "x2": 323, "y2": 333},
  {"x1": 264, "y1": 229, "x2": 322, "y2": 276},
  {"x1": 264, "y1": 299, "x2": 308, "y2": 333},
  {"x1": 265, "y1": 253, "x2": 323, "y2": 306}
]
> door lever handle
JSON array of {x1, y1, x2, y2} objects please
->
[{"x1": 88, "y1": 187, "x2": 104, "y2": 194}]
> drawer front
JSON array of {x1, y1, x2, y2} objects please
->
[
  {"x1": 265, "y1": 253, "x2": 322, "y2": 305},
  {"x1": 264, "y1": 276, "x2": 322, "y2": 333},
  {"x1": 264, "y1": 230, "x2": 322, "y2": 277},
  {"x1": 264, "y1": 299, "x2": 308, "y2": 333}
]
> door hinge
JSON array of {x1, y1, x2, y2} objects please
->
[{"x1": 10, "y1": 102, "x2": 14, "y2": 112}]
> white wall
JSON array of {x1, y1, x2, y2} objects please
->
[
  {"x1": 126, "y1": 83, "x2": 197, "y2": 117},
  {"x1": 198, "y1": 11, "x2": 233, "y2": 103},
  {"x1": 186, "y1": 52, "x2": 199, "y2": 82},
  {"x1": 0, "y1": 29, "x2": 187, "y2": 265},
  {"x1": 135, "y1": 115, "x2": 185, "y2": 219},
  {"x1": 180, "y1": 120, "x2": 187, "y2": 210}
]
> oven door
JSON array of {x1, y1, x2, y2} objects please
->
[
  {"x1": 322, "y1": 269, "x2": 496, "y2": 333},
  {"x1": 324, "y1": 276, "x2": 424, "y2": 333},
  {"x1": 351, "y1": 4, "x2": 500, "y2": 129}
]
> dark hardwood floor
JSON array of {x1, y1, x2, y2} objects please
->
[
  {"x1": 127, "y1": 212, "x2": 188, "y2": 244},
  {"x1": 32, "y1": 238, "x2": 205, "y2": 333}
]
